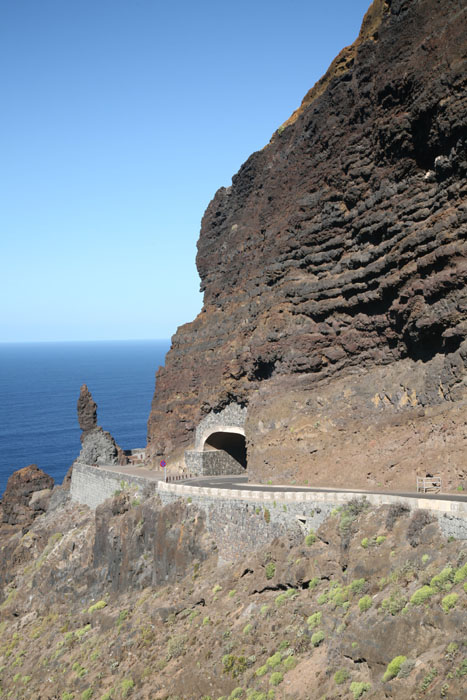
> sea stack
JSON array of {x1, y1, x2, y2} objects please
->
[
  {"x1": 77, "y1": 383, "x2": 98, "y2": 435},
  {"x1": 76, "y1": 384, "x2": 126, "y2": 466}
]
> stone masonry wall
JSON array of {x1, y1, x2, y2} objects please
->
[
  {"x1": 157, "y1": 488, "x2": 335, "y2": 563},
  {"x1": 185, "y1": 450, "x2": 245, "y2": 476},
  {"x1": 70, "y1": 464, "x2": 467, "y2": 560},
  {"x1": 194, "y1": 404, "x2": 247, "y2": 449},
  {"x1": 70, "y1": 463, "x2": 157, "y2": 510}
]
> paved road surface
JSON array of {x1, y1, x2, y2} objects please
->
[{"x1": 100, "y1": 465, "x2": 467, "y2": 503}]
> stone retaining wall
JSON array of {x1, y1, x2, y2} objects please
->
[
  {"x1": 70, "y1": 464, "x2": 467, "y2": 560},
  {"x1": 70, "y1": 463, "x2": 157, "y2": 510}
]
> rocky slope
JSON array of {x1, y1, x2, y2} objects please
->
[
  {"x1": 147, "y1": 0, "x2": 467, "y2": 490},
  {"x1": 0, "y1": 487, "x2": 466, "y2": 699}
]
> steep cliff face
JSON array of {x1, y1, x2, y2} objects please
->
[{"x1": 147, "y1": 0, "x2": 467, "y2": 488}]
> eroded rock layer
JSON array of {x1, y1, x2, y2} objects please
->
[{"x1": 148, "y1": 0, "x2": 467, "y2": 489}]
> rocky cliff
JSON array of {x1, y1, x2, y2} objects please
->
[
  {"x1": 147, "y1": 0, "x2": 467, "y2": 490},
  {"x1": 1, "y1": 488, "x2": 466, "y2": 699}
]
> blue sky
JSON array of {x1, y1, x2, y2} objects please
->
[{"x1": 1, "y1": 0, "x2": 372, "y2": 342}]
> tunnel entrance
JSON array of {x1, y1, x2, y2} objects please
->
[
  {"x1": 203, "y1": 431, "x2": 247, "y2": 469},
  {"x1": 184, "y1": 404, "x2": 248, "y2": 476}
]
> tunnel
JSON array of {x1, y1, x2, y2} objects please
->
[{"x1": 203, "y1": 431, "x2": 247, "y2": 469}]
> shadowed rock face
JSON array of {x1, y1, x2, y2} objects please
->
[{"x1": 147, "y1": 0, "x2": 467, "y2": 488}]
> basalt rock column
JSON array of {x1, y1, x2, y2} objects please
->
[
  {"x1": 77, "y1": 384, "x2": 97, "y2": 434},
  {"x1": 147, "y1": 0, "x2": 467, "y2": 490}
]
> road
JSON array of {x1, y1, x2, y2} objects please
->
[
  {"x1": 182, "y1": 474, "x2": 467, "y2": 502},
  {"x1": 98, "y1": 465, "x2": 467, "y2": 503}
]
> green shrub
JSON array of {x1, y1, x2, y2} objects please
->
[
  {"x1": 269, "y1": 672, "x2": 283, "y2": 686},
  {"x1": 334, "y1": 669, "x2": 350, "y2": 685},
  {"x1": 305, "y1": 531, "x2": 316, "y2": 546},
  {"x1": 88, "y1": 600, "x2": 107, "y2": 613},
  {"x1": 260, "y1": 604, "x2": 269, "y2": 615},
  {"x1": 445, "y1": 642, "x2": 458, "y2": 660},
  {"x1": 255, "y1": 665, "x2": 268, "y2": 677},
  {"x1": 383, "y1": 655, "x2": 407, "y2": 682},
  {"x1": 62, "y1": 694, "x2": 74, "y2": 700},
  {"x1": 422, "y1": 554, "x2": 430, "y2": 564},
  {"x1": 361, "y1": 538, "x2": 369, "y2": 549},
  {"x1": 419, "y1": 668, "x2": 438, "y2": 691},
  {"x1": 430, "y1": 567, "x2": 455, "y2": 591},
  {"x1": 308, "y1": 577, "x2": 319, "y2": 589},
  {"x1": 243, "y1": 623, "x2": 252, "y2": 635},
  {"x1": 121, "y1": 679, "x2": 134, "y2": 697},
  {"x1": 349, "y1": 579, "x2": 366, "y2": 594},
  {"x1": 202, "y1": 616, "x2": 210, "y2": 625},
  {"x1": 263, "y1": 508, "x2": 271, "y2": 524},
  {"x1": 212, "y1": 584, "x2": 222, "y2": 594},
  {"x1": 266, "y1": 652, "x2": 282, "y2": 669},
  {"x1": 265, "y1": 563, "x2": 276, "y2": 580},
  {"x1": 166, "y1": 635, "x2": 186, "y2": 659},
  {"x1": 228, "y1": 589, "x2": 236, "y2": 598},
  {"x1": 311, "y1": 630, "x2": 324, "y2": 647},
  {"x1": 229, "y1": 689, "x2": 244, "y2": 699},
  {"x1": 381, "y1": 590, "x2": 407, "y2": 616},
  {"x1": 222, "y1": 654, "x2": 249, "y2": 678},
  {"x1": 441, "y1": 593, "x2": 459, "y2": 612},
  {"x1": 453, "y1": 562, "x2": 467, "y2": 584},
  {"x1": 358, "y1": 595, "x2": 372, "y2": 613},
  {"x1": 330, "y1": 588, "x2": 348, "y2": 608},
  {"x1": 72, "y1": 663, "x2": 87, "y2": 678},
  {"x1": 307, "y1": 612, "x2": 322, "y2": 629},
  {"x1": 410, "y1": 586, "x2": 436, "y2": 605},
  {"x1": 274, "y1": 589, "x2": 297, "y2": 606},
  {"x1": 339, "y1": 499, "x2": 368, "y2": 533},
  {"x1": 376, "y1": 535, "x2": 386, "y2": 545},
  {"x1": 283, "y1": 655, "x2": 296, "y2": 671},
  {"x1": 81, "y1": 690, "x2": 93, "y2": 700},
  {"x1": 350, "y1": 682, "x2": 371, "y2": 699},
  {"x1": 317, "y1": 592, "x2": 328, "y2": 605}
]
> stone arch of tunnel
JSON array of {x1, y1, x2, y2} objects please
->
[{"x1": 202, "y1": 430, "x2": 247, "y2": 469}]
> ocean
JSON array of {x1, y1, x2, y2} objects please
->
[{"x1": 0, "y1": 339, "x2": 170, "y2": 497}]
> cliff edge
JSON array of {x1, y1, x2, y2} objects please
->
[{"x1": 147, "y1": 0, "x2": 467, "y2": 490}]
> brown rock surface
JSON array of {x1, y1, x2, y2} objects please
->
[
  {"x1": 147, "y1": 0, "x2": 467, "y2": 489},
  {"x1": 0, "y1": 464, "x2": 54, "y2": 526},
  {"x1": 77, "y1": 383, "x2": 97, "y2": 434},
  {"x1": 0, "y1": 488, "x2": 466, "y2": 699}
]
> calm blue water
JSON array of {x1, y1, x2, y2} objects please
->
[{"x1": 0, "y1": 340, "x2": 170, "y2": 496}]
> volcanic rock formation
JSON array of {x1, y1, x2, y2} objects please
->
[
  {"x1": 147, "y1": 0, "x2": 467, "y2": 490},
  {"x1": 76, "y1": 384, "x2": 126, "y2": 466},
  {"x1": 0, "y1": 464, "x2": 54, "y2": 527},
  {"x1": 77, "y1": 383, "x2": 97, "y2": 433}
]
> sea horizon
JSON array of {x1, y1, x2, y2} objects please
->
[{"x1": 0, "y1": 339, "x2": 170, "y2": 496}]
